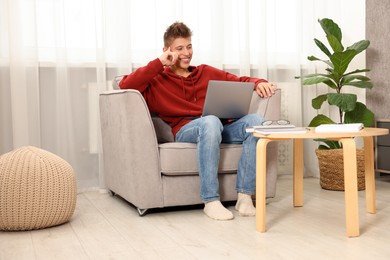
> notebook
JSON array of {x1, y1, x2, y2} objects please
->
[
  {"x1": 202, "y1": 80, "x2": 255, "y2": 119},
  {"x1": 315, "y1": 123, "x2": 364, "y2": 133},
  {"x1": 254, "y1": 127, "x2": 308, "y2": 135}
]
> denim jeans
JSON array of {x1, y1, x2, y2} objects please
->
[{"x1": 175, "y1": 114, "x2": 263, "y2": 202}]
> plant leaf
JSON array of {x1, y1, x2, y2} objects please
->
[
  {"x1": 344, "y1": 81, "x2": 373, "y2": 89},
  {"x1": 303, "y1": 76, "x2": 330, "y2": 85},
  {"x1": 323, "y1": 140, "x2": 342, "y2": 149},
  {"x1": 301, "y1": 73, "x2": 333, "y2": 78},
  {"x1": 327, "y1": 93, "x2": 357, "y2": 112},
  {"x1": 299, "y1": 74, "x2": 337, "y2": 88},
  {"x1": 318, "y1": 144, "x2": 331, "y2": 150},
  {"x1": 314, "y1": 139, "x2": 342, "y2": 149},
  {"x1": 347, "y1": 40, "x2": 370, "y2": 54},
  {"x1": 330, "y1": 49, "x2": 358, "y2": 78},
  {"x1": 325, "y1": 67, "x2": 333, "y2": 73},
  {"x1": 319, "y1": 18, "x2": 343, "y2": 48},
  {"x1": 344, "y1": 102, "x2": 375, "y2": 126},
  {"x1": 343, "y1": 69, "x2": 370, "y2": 76},
  {"x1": 341, "y1": 74, "x2": 370, "y2": 84},
  {"x1": 314, "y1": 38, "x2": 332, "y2": 57},
  {"x1": 327, "y1": 34, "x2": 343, "y2": 52},
  {"x1": 324, "y1": 140, "x2": 342, "y2": 149},
  {"x1": 312, "y1": 94, "x2": 328, "y2": 109},
  {"x1": 323, "y1": 79, "x2": 338, "y2": 90},
  {"x1": 308, "y1": 55, "x2": 320, "y2": 61},
  {"x1": 308, "y1": 114, "x2": 335, "y2": 127},
  {"x1": 307, "y1": 56, "x2": 334, "y2": 68}
]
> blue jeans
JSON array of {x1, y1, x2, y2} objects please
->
[{"x1": 175, "y1": 114, "x2": 263, "y2": 202}]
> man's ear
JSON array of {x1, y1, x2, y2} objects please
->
[{"x1": 163, "y1": 47, "x2": 168, "y2": 52}]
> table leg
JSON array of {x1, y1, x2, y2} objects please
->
[
  {"x1": 256, "y1": 138, "x2": 271, "y2": 232},
  {"x1": 293, "y1": 139, "x2": 304, "y2": 207},
  {"x1": 340, "y1": 138, "x2": 360, "y2": 237},
  {"x1": 363, "y1": 136, "x2": 376, "y2": 214}
]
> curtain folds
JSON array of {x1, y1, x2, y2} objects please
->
[{"x1": 0, "y1": 0, "x2": 366, "y2": 191}]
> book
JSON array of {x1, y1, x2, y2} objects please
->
[
  {"x1": 245, "y1": 124, "x2": 296, "y2": 133},
  {"x1": 315, "y1": 123, "x2": 364, "y2": 133},
  {"x1": 254, "y1": 127, "x2": 308, "y2": 135}
]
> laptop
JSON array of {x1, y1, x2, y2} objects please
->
[{"x1": 202, "y1": 80, "x2": 255, "y2": 119}]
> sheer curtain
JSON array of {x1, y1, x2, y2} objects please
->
[{"x1": 0, "y1": 0, "x2": 366, "y2": 191}]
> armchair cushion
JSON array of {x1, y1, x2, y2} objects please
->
[{"x1": 159, "y1": 143, "x2": 243, "y2": 175}]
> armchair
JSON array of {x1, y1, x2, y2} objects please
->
[{"x1": 99, "y1": 78, "x2": 281, "y2": 215}]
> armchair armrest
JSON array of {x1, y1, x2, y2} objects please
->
[
  {"x1": 248, "y1": 89, "x2": 281, "y2": 198},
  {"x1": 99, "y1": 89, "x2": 164, "y2": 209},
  {"x1": 249, "y1": 89, "x2": 281, "y2": 120}
]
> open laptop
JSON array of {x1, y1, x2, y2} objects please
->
[{"x1": 202, "y1": 80, "x2": 255, "y2": 119}]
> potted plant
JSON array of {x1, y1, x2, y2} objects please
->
[{"x1": 297, "y1": 18, "x2": 374, "y2": 190}]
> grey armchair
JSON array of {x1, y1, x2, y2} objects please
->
[{"x1": 99, "y1": 79, "x2": 281, "y2": 215}]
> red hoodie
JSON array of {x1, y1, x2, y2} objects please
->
[{"x1": 119, "y1": 58, "x2": 267, "y2": 137}]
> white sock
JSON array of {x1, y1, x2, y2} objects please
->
[
  {"x1": 235, "y1": 193, "x2": 256, "y2": 217},
  {"x1": 204, "y1": 201, "x2": 234, "y2": 220}
]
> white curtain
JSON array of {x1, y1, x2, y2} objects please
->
[{"x1": 0, "y1": 0, "x2": 366, "y2": 192}]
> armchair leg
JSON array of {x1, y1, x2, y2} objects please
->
[{"x1": 137, "y1": 208, "x2": 149, "y2": 216}]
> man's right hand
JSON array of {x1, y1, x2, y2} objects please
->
[{"x1": 159, "y1": 48, "x2": 176, "y2": 66}]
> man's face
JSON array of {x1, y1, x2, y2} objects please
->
[{"x1": 165, "y1": 37, "x2": 193, "y2": 70}]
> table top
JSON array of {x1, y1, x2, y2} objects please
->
[{"x1": 253, "y1": 127, "x2": 389, "y2": 139}]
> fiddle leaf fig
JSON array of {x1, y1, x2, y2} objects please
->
[{"x1": 297, "y1": 18, "x2": 374, "y2": 149}]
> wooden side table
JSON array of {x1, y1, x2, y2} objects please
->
[{"x1": 254, "y1": 127, "x2": 389, "y2": 237}]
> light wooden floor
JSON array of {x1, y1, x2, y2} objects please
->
[{"x1": 1, "y1": 175, "x2": 390, "y2": 260}]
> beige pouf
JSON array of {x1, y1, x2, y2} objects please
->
[{"x1": 0, "y1": 146, "x2": 77, "y2": 231}]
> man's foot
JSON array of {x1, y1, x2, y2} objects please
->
[
  {"x1": 204, "y1": 200, "x2": 234, "y2": 220},
  {"x1": 235, "y1": 193, "x2": 256, "y2": 216}
]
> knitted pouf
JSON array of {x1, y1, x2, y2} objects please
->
[{"x1": 0, "y1": 146, "x2": 77, "y2": 231}]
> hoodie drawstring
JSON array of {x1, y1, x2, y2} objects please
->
[
  {"x1": 190, "y1": 75, "x2": 196, "y2": 102},
  {"x1": 180, "y1": 76, "x2": 197, "y2": 102}
]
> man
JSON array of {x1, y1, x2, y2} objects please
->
[{"x1": 119, "y1": 22, "x2": 277, "y2": 220}]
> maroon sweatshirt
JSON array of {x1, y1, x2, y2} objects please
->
[{"x1": 119, "y1": 58, "x2": 267, "y2": 137}]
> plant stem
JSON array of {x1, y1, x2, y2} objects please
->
[
  {"x1": 337, "y1": 84, "x2": 343, "y2": 123},
  {"x1": 339, "y1": 108, "x2": 343, "y2": 123}
]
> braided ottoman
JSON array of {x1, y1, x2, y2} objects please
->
[{"x1": 0, "y1": 146, "x2": 77, "y2": 231}]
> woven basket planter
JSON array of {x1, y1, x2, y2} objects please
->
[{"x1": 316, "y1": 148, "x2": 365, "y2": 191}]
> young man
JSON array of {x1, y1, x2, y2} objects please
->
[{"x1": 119, "y1": 22, "x2": 277, "y2": 220}]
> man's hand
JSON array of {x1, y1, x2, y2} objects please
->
[
  {"x1": 256, "y1": 82, "x2": 277, "y2": 98},
  {"x1": 159, "y1": 48, "x2": 177, "y2": 66}
]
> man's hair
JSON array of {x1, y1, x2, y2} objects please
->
[{"x1": 163, "y1": 22, "x2": 192, "y2": 47}]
